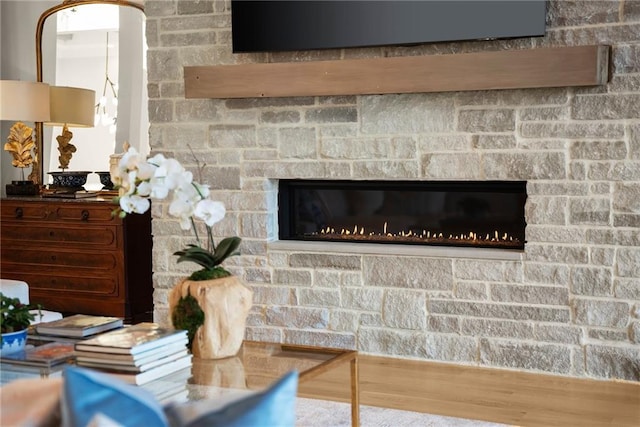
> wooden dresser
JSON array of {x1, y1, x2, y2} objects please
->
[{"x1": 1, "y1": 197, "x2": 153, "y2": 323}]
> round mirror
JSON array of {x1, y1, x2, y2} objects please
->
[{"x1": 35, "y1": 0, "x2": 148, "y2": 189}]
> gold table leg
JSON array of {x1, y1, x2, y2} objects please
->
[{"x1": 351, "y1": 355, "x2": 360, "y2": 427}]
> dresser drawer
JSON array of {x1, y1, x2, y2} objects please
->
[
  {"x1": 1, "y1": 203, "x2": 48, "y2": 220},
  {"x1": 4, "y1": 271, "x2": 119, "y2": 296},
  {"x1": 1, "y1": 247, "x2": 120, "y2": 271},
  {"x1": 1, "y1": 223, "x2": 118, "y2": 247},
  {"x1": 54, "y1": 204, "x2": 117, "y2": 223},
  {"x1": 1, "y1": 200, "x2": 119, "y2": 224}
]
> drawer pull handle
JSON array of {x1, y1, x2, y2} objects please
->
[
  {"x1": 81, "y1": 210, "x2": 90, "y2": 221},
  {"x1": 15, "y1": 207, "x2": 23, "y2": 218}
]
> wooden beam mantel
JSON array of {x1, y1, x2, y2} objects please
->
[{"x1": 184, "y1": 45, "x2": 609, "y2": 99}]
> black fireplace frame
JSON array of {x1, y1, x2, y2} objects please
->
[{"x1": 278, "y1": 179, "x2": 527, "y2": 250}]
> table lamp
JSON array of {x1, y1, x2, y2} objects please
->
[
  {"x1": 45, "y1": 86, "x2": 95, "y2": 189},
  {"x1": 45, "y1": 86, "x2": 95, "y2": 170},
  {"x1": 0, "y1": 80, "x2": 51, "y2": 195}
]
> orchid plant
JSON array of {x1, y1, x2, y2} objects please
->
[{"x1": 112, "y1": 147, "x2": 241, "y2": 281}]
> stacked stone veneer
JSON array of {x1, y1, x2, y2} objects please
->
[{"x1": 145, "y1": 0, "x2": 639, "y2": 381}]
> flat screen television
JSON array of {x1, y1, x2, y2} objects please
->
[{"x1": 231, "y1": 1, "x2": 547, "y2": 53}]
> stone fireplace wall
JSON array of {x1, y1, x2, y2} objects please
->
[{"x1": 145, "y1": 0, "x2": 640, "y2": 381}]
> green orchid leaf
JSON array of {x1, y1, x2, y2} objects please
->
[
  {"x1": 174, "y1": 245, "x2": 218, "y2": 270},
  {"x1": 173, "y1": 237, "x2": 241, "y2": 272},
  {"x1": 211, "y1": 236, "x2": 242, "y2": 265}
]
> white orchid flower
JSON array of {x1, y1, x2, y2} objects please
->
[
  {"x1": 169, "y1": 193, "x2": 196, "y2": 230},
  {"x1": 118, "y1": 170, "x2": 138, "y2": 197},
  {"x1": 119, "y1": 194, "x2": 150, "y2": 214},
  {"x1": 119, "y1": 147, "x2": 143, "y2": 172},
  {"x1": 136, "y1": 180, "x2": 153, "y2": 197},
  {"x1": 147, "y1": 153, "x2": 167, "y2": 168},
  {"x1": 194, "y1": 199, "x2": 226, "y2": 227},
  {"x1": 145, "y1": 170, "x2": 172, "y2": 200},
  {"x1": 178, "y1": 215, "x2": 192, "y2": 230},
  {"x1": 147, "y1": 177, "x2": 171, "y2": 200},
  {"x1": 192, "y1": 182, "x2": 211, "y2": 199},
  {"x1": 112, "y1": 150, "x2": 134, "y2": 185},
  {"x1": 174, "y1": 180, "x2": 201, "y2": 204},
  {"x1": 136, "y1": 160, "x2": 157, "y2": 181},
  {"x1": 161, "y1": 159, "x2": 190, "y2": 191}
]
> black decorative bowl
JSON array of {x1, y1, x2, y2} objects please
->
[
  {"x1": 95, "y1": 171, "x2": 114, "y2": 190},
  {"x1": 48, "y1": 171, "x2": 90, "y2": 189}
]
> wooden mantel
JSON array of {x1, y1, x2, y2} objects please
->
[{"x1": 184, "y1": 45, "x2": 609, "y2": 99}]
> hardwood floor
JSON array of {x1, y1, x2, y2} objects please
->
[{"x1": 297, "y1": 354, "x2": 640, "y2": 427}]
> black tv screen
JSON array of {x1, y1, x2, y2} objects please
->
[{"x1": 231, "y1": 1, "x2": 547, "y2": 53}]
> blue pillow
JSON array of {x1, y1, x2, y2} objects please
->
[
  {"x1": 164, "y1": 371, "x2": 298, "y2": 427},
  {"x1": 61, "y1": 366, "x2": 168, "y2": 427}
]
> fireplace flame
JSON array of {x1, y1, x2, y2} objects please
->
[{"x1": 313, "y1": 224, "x2": 522, "y2": 248}]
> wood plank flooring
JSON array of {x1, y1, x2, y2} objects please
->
[{"x1": 297, "y1": 354, "x2": 640, "y2": 427}]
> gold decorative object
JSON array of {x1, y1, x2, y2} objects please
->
[
  {"x1": 4, "y1": 123, "x2": 36, "y2": 170},
  {"x1": 56, "y1": 126, "x2": 76, "y2": 170}
]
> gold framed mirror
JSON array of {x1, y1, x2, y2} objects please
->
[{"x1": 33, "y1": 0, "x2": 145, "y2": 187}]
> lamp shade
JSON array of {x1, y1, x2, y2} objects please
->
[
  {"x1": 0, "y1": 80, "x2": 51, "y2": 122},
  {"x1": 46, "y1": 86, "x2": 95, "y2": 128}
]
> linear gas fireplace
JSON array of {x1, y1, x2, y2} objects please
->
[{"x1": 278, "y1": 180, "x2": 527, "y2": 250}]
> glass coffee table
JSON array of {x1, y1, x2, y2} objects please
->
[
  {"x1": 1, "y1": 339, "x2": 360, "y2": 426},
  {"x1": 187, "y1": 341, "x2": 360, "y2": 426}
]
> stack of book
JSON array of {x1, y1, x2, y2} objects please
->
[
  {"x1": 0, "y1": 341, "x2": 75, "y2": 384},
  {"x1": 2, "y1": 313, "x2": 123, "y2": 385},
  {"x1": 74, "y1": 323, "x2": 192, "y2": 387},
  {"x1": 33, "y1": 314, "x2": 124, "y2": 342}
]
